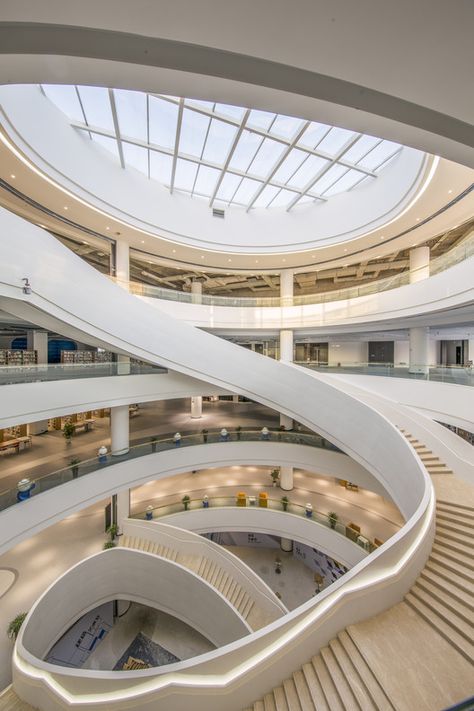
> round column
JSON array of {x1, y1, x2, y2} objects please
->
[
  {"x1": 409, "y1": 327, "x2": 429, "y2": 374},
  {"x1": 113, "y1": 489, "x2": 130, "y2": 527},
  {"x1": 279, "y1": 329, "x2": 294, "y2": 429},
  {"x1": 110, "y1": 405, "x2": 130, "y2": 455},
  {"x1": 409, "y1": 246, "x2": 430, "y2": 283},
  {"x1": 115, "y1": 240, "x2": 130, "y2": 284},
  {"x1": 117, "y1": 353, "x2": 131, "y2": 375},
  {"x1": 280, "y1": 466, "x2": 294, "y2": 491},
  {"x1": 280, "y1": 538, "x2": 293, "y2": 552},
  {"x1": 191, "y1": 396, "x2": 203, "y2": 419},
  {"x1": 191, "y1": 279, "x2": 203, "y2": 304},
  {"x1": 280, "y1": 269, "x2": 294, "y2": 306}
]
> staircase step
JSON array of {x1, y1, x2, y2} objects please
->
[
  {"x1": 434, "y1": 537, "x2": 473, "y2": 564},
  {"x1": 437, "y1": 499, "x2": 474, "y2": 514},
  {"x1": 216, "y1": 571, "x2": 230, "y2": 593},
  {"x1": 320, "y1": 646, "x2": 360, "y2": 710},
  {"x1": 405, "y1": 592, "x2": 474, "y2": 663},
  {"x1": 428, "y1": 552, "x2": 474, "y2": 584},
  {"x1": 426, "y1": 467, "x2": 453, "y2": 475},
  {"x1": 236, "y1": 591, "x2": 250, "y2": 614},
  {"x1": 283, "y1": 678, "x2": 302, "y2": 710},
  {"x1": 0, "y1": 688, "x2": 37, "y2": 711},
  {"x1": 263, "y1": 692, "x2": 277, "y2": 711},
  {"x1": 226, "y1": 580, "x2": 238, "y2": 602},
  {"x1": 436, "y1": 517, "x2": 474, "y2": 537},
  {"x1": 253, "y1": 702, "x2": 265, "y2": 711},
  {"x1": 273, "y1": 686, "x2": 289, "y2": 711},
  {"x1": 420, "y1": 567, "x2": 474, "y2": 611},
  {"x1": 435, "y1": 528, "x2": 473, "y2": 552},
  {"x1": 241, "y1": 597, "x2": 255, "y2": 620},
  {"x1": 412, "y1": 580, "x2": 473, "y2": 626},
  {"x1": 312, "y1": 654, "x2": 344, "y2": 711},
  {"x1": 337, "y1": 629, "x2": 395, "y2": 710},
  {"x1": 233, "y1": 587, "x2": 246, "y2": 610},
  {"x1": 437, "y1": 511, "x2": 474, "y2": 529},
  {"x1": 302, "y1": 662, "x2": 329, "y2": 710},
  {"x1": 329, "y1": 638, "x2": 376, "y2": 710},
  {"x1": 292, "y1": 669, "x2": 314, "y2": 710}
]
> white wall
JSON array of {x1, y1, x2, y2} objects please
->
[
  {"x1": 328, "y1": 341, "x2": 367, "y2": 365},
  {"x1": 394, "y1": 340, "x2": 409, "y2": 365}
]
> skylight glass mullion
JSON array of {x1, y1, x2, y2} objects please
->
[
  {"x1": 169, "y1": 98, "x2": 185, "y2": 193},
  {"x1": 108, "y1": 89, "x2": 125, "y2": 169},
  {"x1": 75, "y1": 86, "x2": 91, "y2": 139},
  {"x1": 208, "y1": 109, "x2": 251, "y2": 207},
  {"x1": 372, "y1": 146, "x2": 403, "y2": 172},
  {"x1": 191, "y1": 113, "x2": 214, "y2": 196}
]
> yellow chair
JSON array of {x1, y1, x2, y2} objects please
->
[
  {"x1": 236, "y1": 492, "x2": 247, "y2": 507},
  {"x1": 259, "y1": 492, "x2": 268, "y2": 508}
]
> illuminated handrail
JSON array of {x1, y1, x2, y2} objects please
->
[
  {"x1": 118, "y1": 229, "x2": 474, "y2": 308},
  {"x1": 0, "y1": 428, "x2": 340, "y2": 513}
]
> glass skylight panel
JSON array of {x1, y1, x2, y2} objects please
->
[
  {"x1": 342, "y1": 135, "x2": 380, "y2": 164},
  {"x1": 269, "y1": 188, "x2": 296, "y2": 208},
  {"x1": 287, "y1": 155, "x2": 329, "y2": 190},
  {"x1": 317, "y1": 126, "x2": 357, "y2": 156},
  {"x1": 323, "y1": 168, "x2": 364, "y2": 197},
  {"x1": 42, "y1": 85, "x2": 84, "y2": 123},
  {"x1": 90, "y1": 134, "x2": 120, "y2": 162},
  {"x1": 252, "y1": 184, "x2": 280, "y2": 208},
  {"x1": 149, "y1": 151, "x2": 173, "y2": 184},
  {"x1": 215, "y1": 173, "x2": 242, "y2": 202},
  {"x1": 179, "y1": 108, "x2": 210, "y2": 157},
  {"x1": 185, "y1": 98, "x2": 216, "y2": 111},
  {"x1": 295, "y1": 194, "x2": 316, "y2": 206},
  {"x1": 214, "y1": 103, "x2": 247, "y2": 121},
  {"x1": 232, "y1": 177, "x2": 262, "y2": 205},
  {"x1": 174, "y1": 159, "x2": 199, "y2": 191},
  {"x1": 248, "y1": 138, "x2": 285, "y2": 178},
  {"x1": 228, "y1": 130, "x2": 262, "y2": 172},
  {"x1": 148, "y1": 96, "x2": 178, "y2": 149},
  {"x1": 273, "y1": 148, "x2": 307, "y2": 183},
  {"x1": 247, "y1": 109, "x2": 276, "y2": 131},
  {"x1": 122, "y1": 143, "x2": 148, "y2": 175},
  {"x1": 193, "y1": 165, "x2": 221, "y2": 196},
  {"x1": 270, "y1": 115, "x2": 306, "y2": 140},
  {"x1": 312, "y1": 163, "x2": 348, "y2": 194},
  {"x1": 77, "y1": 86, "x2": 114, "y2": 131},
  {"x1": 202, "y1": 119, "x2": 238, "y2": 164},
  {"x1": 359, "y1": 140, "x2": 400, "y2": 170},
  {"x1": 297, "y1": 121, "x2": 331, "y2": 149},
  {"x1": 114, "y1": 89, "x2": 147, "y2": 142}
]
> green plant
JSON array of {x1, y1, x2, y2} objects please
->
[
  {"x1": 182, "y1": 495, "x2": 191, "y2": 511},
  {"x1": 103, "y1": 540, "x2": 116, "y2": 550},
  {"x1": 151, "y1": 436, "x2": 158, "y2": 453},
  {"x1": 63, "y1": 421, "x2": 74, "y2": 441},
  {"x1": 236, "y1": 425, "x2": 242, "y2": 441},
  {"x1": 7, "y1": 612, "x2": 27, "y2": 640},
  {"x1": 270, "y1": 469, "x2": 280, "y2": 484},
  {"x1": 106, "y1": 523, "x2": 118, "y2": 541},
  {"x1": 281, "y1": 496, "x2": 289, "y2": 511},
  {"x1": 69, "y1": 458, "x2": 80, "y2": 478},
  {"x1": 328, "y1": 511, "x2": 339, "y2": 529}
]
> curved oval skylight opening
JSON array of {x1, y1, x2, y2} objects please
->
[{"x1": 41, "y1": 85, "x2": 403, "y2": 212}]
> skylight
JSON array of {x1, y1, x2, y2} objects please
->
[{"x1": 41, "y1": 85, "x2": 403, "y2": 211}]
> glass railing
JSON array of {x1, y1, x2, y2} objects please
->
[
  {"x1": 131, "y1": 494, "x2": 376, "y2": 553},
  {"x1": 298, "y1": 362, "x2": 474, "y2": 386},
  {"x1": 0, "y1": 361, "x2": 167, "y2": 386},
  {"x1": 0, "y1": 428, "x2": 341, "y2": 514},
  {"x1": 118, "y1": 229, "x2": 474, "y2": 308}
]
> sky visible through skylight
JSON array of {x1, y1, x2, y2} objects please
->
[{"x1": 41, "y1": 85, "x2": 403, "y2": 211}]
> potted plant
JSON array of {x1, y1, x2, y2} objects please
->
[
  {"x1": 281, "y1": 496, "x2": 289, "y2": 512},
  {"x1": 63, "y1": 421, "x2": 74, "y2": 443},
  {"x1": 270, "y1": 469, "x2": 280, "y2": 486},
  {"x1": 202, "y1": 429, "x2": 208, "y2": 443},
  {"x1": 106, "y1": 523, "x2": 118, "y2": 541},
  {"x1": 151, "y1": 436, "x2": 158, "y2": 453},
  {"x1": 235, "y1": 425, "x2": 242, "y2": 441},
  {"x1": 182, "y1": 495, "x2": 191, "y2": 511},
  {"x1": 7, "y1": 612, "x2": 27, "y2": 640},
  {"x1": 328, "y1": 511, "x2": 339, "y2": 529},
  {"x1": 103, "y1": 540, "x2": 116, "y2": 550},
  {"x1": 69, "y1": 458, "x2": 80, "y2": 478}
]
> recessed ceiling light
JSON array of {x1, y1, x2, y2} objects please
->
[
  {"x1": 343, "y1": 249, "x2": 347, "y2": 252},
  {"x1": 64, "y1": 206, "x2": 68, "y2": 210},
  {"x1": 311, "y1": 254, "x2": 316, "y2": 258},
  {"x1": 448, "y1": 189, "x2": 452, "y2": 194},
  {"x1": 172, "y1": 249, "x2": 176, "y2": 253},
  {"x1": 380, "y1": 236, "x2": 384, "y2": 240},
  {"x1": 201, "y1": 255, "x2": 205, "y2": 259},
  {"x1": 282, "y1": 258, "x2": 286, "y2": 262},
  {"x1": 10, "y1": 174, "x2": 15, "y2": 179},
  {"x1": 141, "y1": 240, "x2": 145, "y2": 244},
  {"x1": 255, "y1": 259, "x2": 259, "y2": 263},
  {"x1": 105, "y1": 226, "x2": 110, "y2": 231},
  {"x1": 228, "y1": 258, "x2": 232, "y2": 262},
  {"x1": 82, "y1": 241, "x2": 88, "y2": 245},
  {"x1": 416, "y1": 217, "x2": 420, "y2": 222},
  {"x1": 412, "y1": 243, "x2": 417, "y2": 247}
]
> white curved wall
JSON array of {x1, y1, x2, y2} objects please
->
[{"x1": 158, "y1": 507, "x2": 367, "y2": 569}]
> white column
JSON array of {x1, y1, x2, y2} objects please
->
[
  {"x1": 279, "y1": 330, "x2": 294, "y2": 362},
  {"x1": 409, "y1": 246, "x2": 430, "y2": 284},
  {"x1": 409, "y1": 327, "x2": 429, "y2": 374},
  {"x1": 280, "y1": 538, "x2": 293, "y2": 552},
  {"x1": 232, "y1": 395, "x2": 239, "y2": 403},
  {"x1": 280, "y1": 269, "x2": 294, "y2": 306},
  {"x1": 280, "y1": 466, "x2": 294, "y2": 491},
  {"x1": 115, "y1": 489, "x2": 130, "y2": 526},
  {"x1": 428, "y1": 338, "x2": 437, "y2": 367},
  {"x1": 190, "y1": 396, "x2": 203, "y2": 418},
  {"x1": 27, "y1": 330, "x2": 49, "y2": 434},
  {"x1": 110, "y1": 405, "x2": 130, "y2": 455},
  {"x1": 191, "y1": 279, "x2": 203, "y2": 304},
  {"x1": 117, "y1": 353, "x2": 131, "y2": 375},
  {"x1": 115, "y1": 240, "x2": 130, "y2": 284},
  {"x1": 468, "y1": 338, "x2": 474, "y2": 363}
]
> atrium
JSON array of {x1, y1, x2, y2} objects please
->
[{"x1": 0, "y1": 3, "x2": 473, "y2": 711}]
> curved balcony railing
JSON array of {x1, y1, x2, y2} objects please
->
[
  {"x1": 298, "y1": 362, "x2": 474, "y2": 386},
  {"x1": 131, "y1": 494, "x2": 376, "y2": 553},
  {"x1": 0, "y1": 428, "x2": 341, "y2": 513},
  {"x1": 0, "y1": 361, "x2": 166, "y2": 386},
  {"x1": 119, "y1": 229, "x2": 474, "y2": 308}
]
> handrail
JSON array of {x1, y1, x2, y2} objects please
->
[
  {"x1": 298, "y1": 362, "x2": 474, "y2": 386},
  {"x1": 131, "y1": 495, "x2": 377, "y2": 552},
  {"x1": 0, "y1": 428, "x2": 340, "y2": 513},
  {"x1": 0, "y1": 361, "x2": 166, "y2": 385},
  {"x1": 117, "y1": 229, "x2": 474, "y2": 308}
]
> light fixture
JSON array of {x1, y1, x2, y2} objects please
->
[
  {"x1": 106, "y1": 226, "x2": 110, "y2": 230},
  {"x1": 228, "y1": 258, "x2": 232, "y2": 262},
  {"x1": 10, "y1": 174, "x2": 15, "y2": 179},
  {"x1": 172, "y1": 249, "x2": 176, "y2": 253},
  {"x1": 416, "y1": 217, "x2": 420, "y2": 222},
  {"x1": 255, "y1": 259, "x2": 259, "y2": 263},
  {"x1": 448, "y1": 189, "x2": 452, "y2": 194},
  {"x1": 64, "y1": 206, "x2": 68, "y2": 210},
  {"x1": 201, "y1": 255, "x2": 205, "y2": 259},
  {"x1": 141, "y1": 240, "x2": 145, "y2": 244}
]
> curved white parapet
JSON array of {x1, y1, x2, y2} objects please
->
[
  {"x1": 0, "y1": 210, "x2": 435, "y2": 709},
  {"x1": 0, "y1": 441, "x2": 387, "y2": 557},
  {"x1": 122, "y1": 519, "x2": 288, "y2": 624},
  {"x1": 156, "y1": 507, "x2": 367, "y2": 570},
  {"x1": 16, "y1": 548, "x2": 251, "y2": 670}
]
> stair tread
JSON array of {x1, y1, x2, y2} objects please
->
[
  {"x1": 431, "y1": 545, "x2": 474, "y2": 572},
  {"x1": 302, "y1": 662, "x2": 329, "y2": 710},
  {"x1": 320, "y1": 646, "x2": 360, "y2": 710},
  {"x1": 405, "y1": 593, "x2": 474, "y2": 663},
  {"x1": 409, "y1": 586, "x2": 473, "y2": 640},
  {"x1": 292, "y1": 669, "x2": 315, "y2": 710},
  {"x1": 312, "y1": 654, "x2": 344, "y2": 711},
  {"x1": 436, "y1": 512, "x2": 474, "y2": 529},
  {"x1": 412, "y1": 580, "x2": 473, "y2": 625},
  {"x1": 437, "y1": 500, "x2": 474, "y2": 513},
  {"x1": 433, "y1": 539, "x2": 474, "y2": 565},
  {"x1": 263, "y1": 693, "x2": 277, "y2": 711},
  {"x1": 283, "y1": 678, "x2": 302, "y2": 711},
  {"x1": 329, "y1": 638, "x2": 377, "y2": 710},
  {"x1": 420, "y1": 567, "x2": 474, "y2": 610},
  {"x1": 436, "y1": 528, "x2": 473, "y2": 549},
  {"x1": 273, "y1": 686, "x2": 289, "y2": 711}
]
